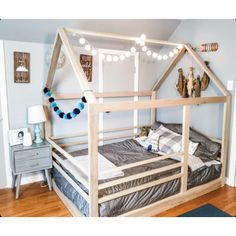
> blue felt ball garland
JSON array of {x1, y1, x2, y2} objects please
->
[{"x1": 43, "y1": 87, "x2": 87, "y2": 120}]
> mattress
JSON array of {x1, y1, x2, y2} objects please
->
[{"x1": 53, "y1": 139, "x2": 222, "y2": 217}]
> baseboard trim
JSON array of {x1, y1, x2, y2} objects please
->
[{"x1": 225, "y1": 177, "x2": 235, "y2": 187}]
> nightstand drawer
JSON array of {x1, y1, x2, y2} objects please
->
[
  {"x1": 14, "y1": 147, "x2": 50, "y2": 161},
  {"x1": 15, "y1": 156, "x2": 51, "y2": 173}
]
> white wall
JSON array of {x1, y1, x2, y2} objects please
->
[
  {"x1": 156, "y1": 19, "x2": 236, "y2": 185},
  {"x1": 0, "y1": 40, "x2": 8, "y2": 188},
  {"x1": 3, "y1": 40, "x2": 51, "y2": 185}
]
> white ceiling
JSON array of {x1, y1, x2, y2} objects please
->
[{"x1": 0, "y1": 19, "x2": 181, "y2": 44}]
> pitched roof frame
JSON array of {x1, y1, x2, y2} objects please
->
[{"x1": 45, "y1": 27, "x2": 229, "y2": 105}]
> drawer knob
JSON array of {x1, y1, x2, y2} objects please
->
[{"x1": 30, "y1": 163, "x2": 39, "y2": 167}]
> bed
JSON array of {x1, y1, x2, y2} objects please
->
[
  {"x1": 52, "y1": 122, "x2": 222, "y2": 217},
  {"x1": 44, "y1": 27, "x2": 231, "y2": 216}
]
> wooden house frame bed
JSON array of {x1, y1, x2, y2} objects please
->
[{"x1": 44, "y1": 27, "x2": 231, "y2": 217}]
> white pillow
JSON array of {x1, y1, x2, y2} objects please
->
[{"x1": 154, "y1": 125, "x2": 199, "y2": 155}]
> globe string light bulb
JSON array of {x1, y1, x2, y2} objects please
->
[
  {"x1": 157, "y1": 55, "x2": 163, "y2": 60},
  {"x1": 135, "y1": 38, "x2": 141, "y2": 45},
  {"x1": 119, "y1": 55, "x2": 125, "y2": 61},
  {"x1": 142, "y1": 46, "x2": 147, "y2": 52},
  {"x1": 152, "y1": 52, "x2": 158, "y2": 58},
  {"x1": 106, "y1": 55, "x2": 112, "y2": 62},
  {"x1": 85, "y1": 44, "x2": 91, "y2": 51},
  {"x1": 130, "y1": 47, "x2": 136, "y2": 53},
  {"x1": 169, "y1": 52, "x2": 174, "y2": 57},
  {"x1": 173, "y1": 48, "x2": 179, "y2": 54},
  {"x1": 113, "y1": 55, "x2": 119, "y2": 62},
  {"x1": 140, "y1": 34, "x2": 146, "y2": 41},
  {"x1": 79, "y1": 37, "x2": 86, "y2": 45},
  {"x1": 125, "y1": 51, "x2": 131, "y2": 57},
  {"x1": 146, "y1": 50, "x2": 152, "y2": 56},
  {"x1": 163, "y1": 54, "x2": 168, "y2": 60},
  {"x1": 140, "y1": 41, "x2": 145, "y2": 46}
]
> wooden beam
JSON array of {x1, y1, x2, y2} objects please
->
[
  {"x1": 45, "y1": 32, "x2": 62, "y2": 89},
  {"x1": 46, "y1": 137, "x2": 88, "y2": 177},
  {"x1": 99, "y1": 173, "x2": 183, "y2": 203},
  {"x1": 98, "y1": 162, "x2": 182, "y2": 190},
  {"x1": 66, "y1": 28, "x2": 181, "y2": 46},
  {"x1": 185, "y1": 44, "x2": 230, "y2": 96},
  {"x1": 181, "y1": 105, "x2": 190, "y2": 193},
  {"x1": 100, "y1": 152, "x2": 182, "y2": 176},
  {"x1": 59, "y1": 133, "x2": 138, "y2": 148},
  {"x1": 58, "y1": 28, "x2": 96, "y2": 104},
  {"x1": 150, "y1": 91, "x2": 156, "y2": 124},
  {"x1": 87, "y1": 104, "x2": 99, "y2": 217},
  {"x1": 94, "y1": 96, "x2": 226, "y2": 113},
  {"x1": 51, "y1": 124, "x2": 149, "y2": 140},
  {"x1": 53, "y1": 91, "x2": 152, "y2": 100},
  {"x1": 53, "y1": 160, "x2": 89, "y2": 202},
  {"x1": 120, "y1": 178, "x2": 222, "y2": 216},
  {"x1": 152, "y1": 47, "x2": 186, "y2": 91},
  {"x1": 221, "y1": 96, "x2": 231, "y2": 186}
]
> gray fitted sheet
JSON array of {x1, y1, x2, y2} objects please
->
[{"x1": 53, "y1": 139, "x2": 221, "y2": 217}]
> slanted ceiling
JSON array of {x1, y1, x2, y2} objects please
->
[{"x1": 0, "y1": 19, "x2": 181, "y2": 44}]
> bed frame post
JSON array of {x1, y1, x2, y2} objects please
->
[
  {"x1": 150, "y1": 91, "x2": 156, "y2": 124},
  {"x1": 221, "y1": 95, "x2": 231, "y2": 186},
  {"x1": 88, "y1": 104, "x2": 99, "y2": 217},
  {"x1": 181, "y1": 105, "x2": 190, "y2": 193}
]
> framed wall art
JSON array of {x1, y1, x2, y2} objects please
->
[
  {"x1": 80, "y1": 54, "x2": 93, "y2": 82},
  {"x1": 14, "y1": 51, "x2": 30, "y2": 83}
]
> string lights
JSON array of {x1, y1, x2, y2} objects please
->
[{"x1": 73, "y1": 33, "x2": 183, "y2": 63}]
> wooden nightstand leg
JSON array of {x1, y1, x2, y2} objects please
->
[
  {"x1": 12, "y1": 173, "x2": 17, "y2": 189},
  {"x1": 16, "y1": 174, "x2": 22, "y2": 199},
  {"x1": 45, "y1": 169, "x2": 52, "y2": 191}
]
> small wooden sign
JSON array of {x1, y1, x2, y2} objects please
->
[
  {"x1": 14, "y1": 52, "x2": 30, "y2": 83},
  {"x1": 80, "y1": 54, "x2": 93, "y2": 82}
]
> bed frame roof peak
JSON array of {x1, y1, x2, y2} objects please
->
[{"x1": 45, "y1": 27, "x2": 230, "y2": 105}]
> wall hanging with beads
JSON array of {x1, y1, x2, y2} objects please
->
[
  {"x1": 43, "y1": 87, "x2": 87, "y2": 120},
  {"x1": 176, "y1": 61, "x2": 211, "y2": 98}
]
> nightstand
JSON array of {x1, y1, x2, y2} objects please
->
[{"x1": 10, "y1": 140, "x2": 52, "y2": 199}]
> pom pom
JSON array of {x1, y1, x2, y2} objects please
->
[
  {"x1": 54, "y1": 106, "x2": 59, "y2": 112},
  {"x1": 78, "y1": 102, "x2": 85, "y2": 110},
  {"x1": 59, "y1": 112, "x2": 65, "y2": 118},
  {"x1": 56, "y1": 109, "x2": 62, "y2": 115},
  {"x1": 45, "y1": 91, "x2": 52, "y2": 97},
  {"x1": 50, "y1": 102, "x2": 57, "y2": 108},
  {"x1": 43, "y1": 87, "x2": 49, "y2": 94},
  {"x1": 147, "y1": 144, "x2": 152, "y2": 152},
  {"x1": 73, "y1": 108, "x2": 80, "y2": 115},
  {"x1": 63, "y1": 114, "x2": 68, "y2": 120},
  {"x1": 71, "y1": 112, "x2": 77, "y2": 118},
  {"x1": 82, "y1": 96, "x2": 87, "y2": 103},
  {"x1": 48, "y1": 97, "x2": 54, "y2": 103},
  {"x1": 66, "y1": 113, "x2": 72, "y2": 119}
]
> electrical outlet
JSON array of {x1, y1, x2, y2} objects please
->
[{"x1": 227, "y1": 80, "x2": 234, "y2": 91}]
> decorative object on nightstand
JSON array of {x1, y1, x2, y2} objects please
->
[
  {"x1": 9, "y1": 128, "x2": 28, "y2": 146},
  {"x1": 23, "y1": 131, "x2": 33, "y2": 146},
  {"x1": 28, "y1": 105, "x2": 46, "y2": 143},
  {"x1": 10, "y1": 141, "x2": 52, "y2": 199}
]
